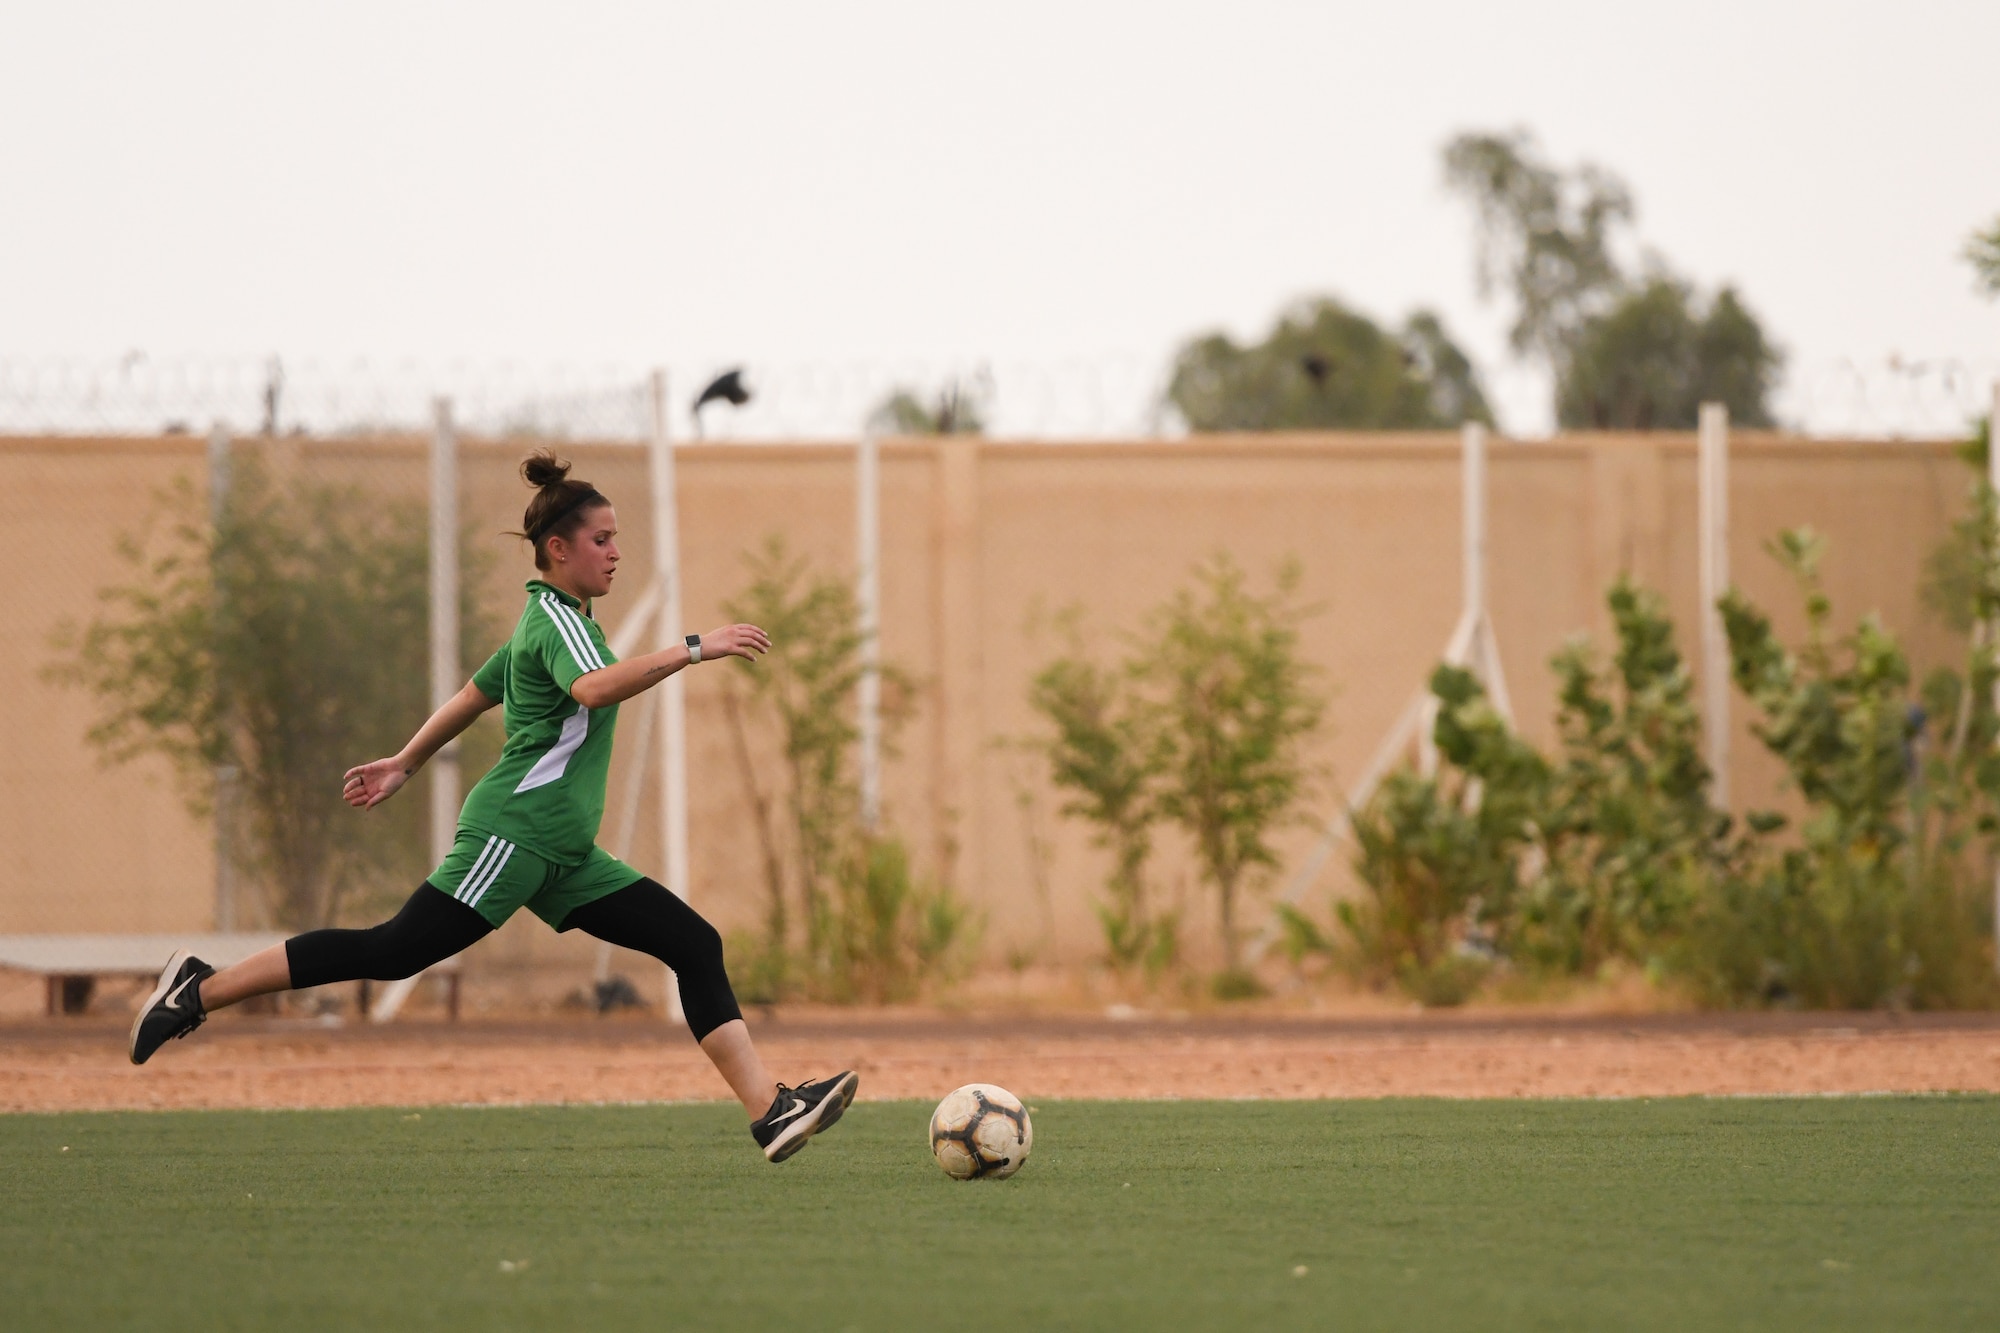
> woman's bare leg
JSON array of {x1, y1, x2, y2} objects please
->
[
  {"x1": 198, "y1": 943, "x2": 292, "y2": 1012},
  {"x1": 699, "y1": 1019, "x2": 780, "y2": 1117}
]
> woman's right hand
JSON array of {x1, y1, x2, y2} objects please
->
[{"x1": 343, "y1": 757, "x2": 411, "y2": 810}]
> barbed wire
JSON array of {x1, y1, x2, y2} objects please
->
[
  {"x1": 1776, "y1": 357, "x2": 1999, "y2": 440},
  {"x1": 0, "y1": 352, "x2": 1991, "y2": 441}
]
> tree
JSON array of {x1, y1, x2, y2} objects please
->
[
  {"x1": 722, "y1": 538, "x2": 868, "y2": 976},
  {"x1": 1444, "y1": 128, "x2": 1783, "y2": 429},
  {"x1": 1920, "y1": 417, "x2": 1993, "y2": 634},
  {"x1": 1403, "y1": 310, "x2": 1494, "y2": 427},
  {"x1": 1442, "y1": 129, "x2": 1633, "y2": 366},
  {"x1": 1965, "y1": 214, "x2": 2000, "y2": 297},
  {"x1": 720, "y1": 538, "x2": 968, "y2": 1002},
  {"x1": 1556, "y1": 278, "x2": 1781, "y2": 428},
  {"x1": 865, "y1": 379, "x2": 988, "y2": 435},
  {"x1": 1144, "y1": 556, "x2": 1325, "y2": 984},
  {"x1": 54, "y1": 453, "x2": 497, "y2": 930},
  {"x1": 1029, "y1": 557, "x2": 1327, "y2": 991},
  {"x1": 1166, "y1": 297, "x2": 1493, "y2": 431},
  {"x1": 1028, "y1": 640, "x2": 1174, "y2": 973}
]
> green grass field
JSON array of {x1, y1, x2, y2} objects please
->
[{"x1": 4, "y1": 1097, "x2": 1996, "y2": 1330}]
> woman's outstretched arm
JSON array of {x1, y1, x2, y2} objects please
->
[
  {"x1": 342, "y1": 678, "x2": 501, "y2": 810},
  {"x1": 569, "y1": 622, "x2": 770, "y2": 709}
]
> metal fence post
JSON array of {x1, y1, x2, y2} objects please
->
[
  {"x1": 650, "y1": 371, "x2": 690, "y2": 1022},
  {"x1": 857, "y1": 433, "x2": 882, "y2": 832},
  {"x1": 1989, "y1": 381, "x2": 2000, "y2": 972},
  {"x1": 208, "y1": 423, "x2": 237, "y2": 930},
  {"x1": 367, "y1": 398, "x2": 463, "y2": 1022},
  {"x1": 429, "y1": 397, "x2": 461, "y2": 869},
  {"x1": 1698, "y1": 403, "x2": 1731, "y2": 811}
]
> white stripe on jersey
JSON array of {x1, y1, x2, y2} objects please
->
[
  {"x1": 514, "y1": 706, "x2": 591, "y2": 793},
  {"x1": 463, "y1": 840, "x2": 515, "y2": 908},
  {"x1": 454, "y1": 834, "x2": 501, "y2": 903},
  {"x1": 553, "y1": 599, "x2": 607, "y2": 670},
  {"x1": 537, "y1": 594, "x2": 604, "y2": 674}
]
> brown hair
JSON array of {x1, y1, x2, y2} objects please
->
[{"x1": 517, "y1": 450, "x2": 610, "y2": 570}]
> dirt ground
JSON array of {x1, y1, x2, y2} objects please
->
[{"x1": 7, "y1": 1010, "x2": 2000, "y2": 1112}]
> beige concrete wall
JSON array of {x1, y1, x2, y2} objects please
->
[{"x1": 0, "y1": 432, "x2": 1969, "y2": 978}]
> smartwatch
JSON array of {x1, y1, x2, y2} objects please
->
[{"x1": 686, "y1": 633, "x2": 703, "y2": 664}]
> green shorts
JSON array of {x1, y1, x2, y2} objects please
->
[{"x1": 428, "y1": 829, "x2": 642, "y2": 930}]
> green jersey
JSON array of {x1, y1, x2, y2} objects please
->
[{"x1": 457, "y1": 580, "x2": 621, "y2": 865}]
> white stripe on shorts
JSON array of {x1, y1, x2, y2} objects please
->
[
  {"x1": 454, "y1": 834, "x2": 501, "y2": 903},
  {"x1": 463, "y1": 840, "x2": 515, "y2": 908}
]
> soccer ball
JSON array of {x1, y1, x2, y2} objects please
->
[{"x1": 929, "y1": 1083, "x2": 1033, "y2": 1180}]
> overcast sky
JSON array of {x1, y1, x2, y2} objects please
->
[{"x1": 3, "y1": 1, "x2": 1996, "y2": 435}]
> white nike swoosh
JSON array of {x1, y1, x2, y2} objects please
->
[
  {"x1": 770, "y1": 1100, "x2": 811, "y2": 1124},
  {"x1": 164, "y1": 974, "x2": 199, "y2": 1010}
]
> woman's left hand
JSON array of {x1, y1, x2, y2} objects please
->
[{"x1": 701, "y1": 623, "x2": 772, "y2": 663}]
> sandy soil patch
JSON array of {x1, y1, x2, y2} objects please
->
[{"x1": 6, "y1": 1011, "x2": 2000, "y2": 1111}]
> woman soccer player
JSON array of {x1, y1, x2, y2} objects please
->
[{"x1": 129, "y1": 451, "x2": 858, "y2": 1163}]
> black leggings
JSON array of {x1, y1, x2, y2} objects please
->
[{"x1": 284, "y1": 877, "x2": 744, "y2": 1041}]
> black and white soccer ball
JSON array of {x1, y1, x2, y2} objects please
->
[{"x1": 929, "y1": 1083, "x2": 1033, "y2": 1180}]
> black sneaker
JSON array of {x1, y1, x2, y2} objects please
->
[
  {"x1": 128, "y1": 950, "x2": 215, "y2": 1065},
  {"x1": 750, "y1": 1070, "x2": 859, "y2": 1163}
]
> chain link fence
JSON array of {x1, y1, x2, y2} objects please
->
[
  {"x1": 0, "y1": 355, "x2": 1176, "y2": 442},
  {"x1": 4, "y1": 353, "x2": 1990, "y2": 442}
]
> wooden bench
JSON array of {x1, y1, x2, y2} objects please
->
[{"x1": 0, "y1": 934, "x2": 462, "y2": 1020}]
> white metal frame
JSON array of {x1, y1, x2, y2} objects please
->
[
  {"x1": 650, "y1": 371, "x2": 693, "y2": 911},
  {"x1": 427, "y1": 396, "x2": 463, "y2": 870},
  {"x1": 372, "y1": 398, "x2": 466, "y2": 1021},
  {"x1": 1698, "y1": 403, "x2": 1731, "y2": 809},
  {"x1": 1246, "y1": 422, "x2": 1513, "y2": 964},
  {"x1": 583, "y1": 373, "x2": 692, "y2": 1018},
  {"x1": 1990, "y1": 381, "x2": 2000, "y2": 972},
  {"x1": 207, "y1": 423, "x2": 239, "y2": 934},
  {"x1": 856, "y1": 434, "x2": 883, "y2": 831},
  {"x1": 655, "y1": 375, "x2": 691, "y2": 1018}
]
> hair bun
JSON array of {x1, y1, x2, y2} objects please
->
[{"x1": 520, "y1": 450, "x2": 572, "y2": 489}]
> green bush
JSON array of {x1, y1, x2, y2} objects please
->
[
  {"x1": 1148, "y1": 556, "x2": 1327, "y2": 975},
  {"x1": 1028, "y1": 644, "x2": 1176, "y2": 976},
  {"x1": 1318, "y1": 548, "x2": 1997, "y2": 1010},
  {"x1": 1697, "y1": 527, "x2": 1997, "y2": 1007},
  {"x1": 1335, "y1": 665, "x2": 1542, "y2": 1004},
  {"x1": 1509, "y1": 579, "x2": 1745, "y2": 975},
  {"x1": 1029, "y1": 555, "x2": 1326, "y2": 989},
  {"x1": 722, "y1": 538, "x2": 977, "y2": 1002}
]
